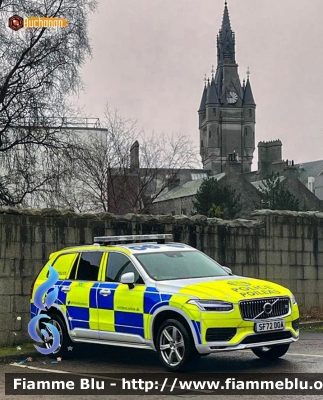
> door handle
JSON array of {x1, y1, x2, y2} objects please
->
[
  {"x1": 99, "y1": 289, "x2": 111, "y2": 296},
  {"x1": 61, "y1": 286, "x2": 70, "y2": 292}
]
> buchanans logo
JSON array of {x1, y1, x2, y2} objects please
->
[
  {"x1": 8, "y1": 15, "x2": 23, "y2": 31},
  {"x1": 9, "y1": 15, "x2": 68, "y2": 30}
]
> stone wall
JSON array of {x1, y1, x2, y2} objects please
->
[{"x1": 0, "y1": 207, "x2": 322, "y2": 346}]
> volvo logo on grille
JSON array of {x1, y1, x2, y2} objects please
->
[{"x1": 263, "y1": 302, "x2": 273, "y2": 315}]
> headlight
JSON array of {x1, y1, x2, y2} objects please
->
[
  {"x1": 187, "y1": 299, "x2": 233, "y2": 312},
  {"x1": 291, "y1": 294, "x2": 297, "y2": 305}
]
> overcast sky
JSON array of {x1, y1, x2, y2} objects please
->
[{"x1": 76, "y1": 0, "x2": 323, "y2": 170}]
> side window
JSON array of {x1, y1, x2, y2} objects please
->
[
  {"x1": 52, "y1": 253, "x2": 78, "y2": 279},
  {"x1": 106, "y1": 253, "x2": 144, "y2": 284},
  {"x1": 74, "y1": 252, "x2": 102, "y2": 281}
]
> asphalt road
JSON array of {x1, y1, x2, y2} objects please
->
[{"x1": 0, "y1": 331, "x2": 322, "y2": 399}]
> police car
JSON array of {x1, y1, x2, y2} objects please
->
[{"x1": 30, "y1": 234, "x2": 299, "y2": 371}]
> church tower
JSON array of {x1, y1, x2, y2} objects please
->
[{"x1": 198, "y1": 1, "x2": 256, "y2": 173}]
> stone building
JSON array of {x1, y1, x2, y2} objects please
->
[
  {"x1": 296, "y1": 160, "x2": 323, "y2": 200},
  {"x1": 150, "y1": 2, "x2": 323, "y2": 217}
]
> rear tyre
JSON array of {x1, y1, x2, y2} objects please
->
[
  {"x1": 40, "y1": 314, "x2": 74, "y2": 359},
  {"x1": 156, "y1": 319, "x2": 197, "y2": 371},
  {"x1": 251, "y1": 343, "x2": 290, "y2": 360}
]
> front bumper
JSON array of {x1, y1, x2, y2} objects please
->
[
  {"x1": 196, "y1": 329, "x2": 299, "y2": 354},
  {"x1": 182, "y1": 297, "x2": 300, "y2": 354}
]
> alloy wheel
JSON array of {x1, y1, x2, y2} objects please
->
[
  {"x1": 159, "y1": 325, "x2": 185, "y2": 367},
  {"x1": 43, "y1": 319, "x2": 63, "y2": 354}
]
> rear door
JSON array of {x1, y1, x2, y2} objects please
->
[
  {"x1": 52, "y1": 253, "x2": 79, "y2": 315},
  {"x1": 30, "y1": 253, "x2": 72, "y2": 319},
  {"x1": 63, "y1": 251, "x2": 104, "y2": 339}
]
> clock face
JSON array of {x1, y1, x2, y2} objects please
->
[{"x1": 227, "y1": 91, "x2": 238, "y2": 104}]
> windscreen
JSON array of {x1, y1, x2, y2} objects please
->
[{"x1": 135, "y1": 251, "x2": 228, "y2": 281}]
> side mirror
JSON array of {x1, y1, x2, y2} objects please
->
[
  {"x1": 222, "y1": 266, "x2": 233, "y2": 275},
  {"x1": 120, "y1": 272, "x2": 135, "y2": 289}
]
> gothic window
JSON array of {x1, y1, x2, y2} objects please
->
[
  {"x1": 245, "y1": 127, "x2": 248, "y2": 136},
  {"x1": 217, "y1": 127, "x2": 220, "y2": 135},
  {"x1": 213, "y1": 108, "x2": 216, "y2": 115},
  {"x1": 249, "y1": 109, "x2": 252, "y2": 117},
  {"x1": 209, "y1": 131, "x2": 211, "y2": 138},
  {"x1": 201, "y1": 140, "x2": 204, "y2": 148}
]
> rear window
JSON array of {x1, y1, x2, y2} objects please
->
[
  {"x1": 52, "y1": 253, "x2": 78, "y2": 280},
  {"x1": 68, "y1": 251, "x2": 103, "y2": 281}
]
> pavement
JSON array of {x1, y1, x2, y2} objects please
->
[
  {"x1": 0, "y1": 320, "x2": 322, "y2": 362},
  {"x1": 0, "y1": 330, "x2": 323, "y2": 399}
]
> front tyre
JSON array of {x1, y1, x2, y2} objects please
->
[
  {"x1": 156, "y1": 319, "x2": 196, "y2": 371},
  {"x1": 251, "y1": 343, "x2": 290, "y2": 360}
]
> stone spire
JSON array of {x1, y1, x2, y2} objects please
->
[
  {"x1": 206, "y1": 76, "x2": 218, "y2": 105},
  {"x1": 217, "y1": 1, "x2": 236, "y2": 65},
  {"x1": 221, "y1": 1, "x2": 232, "y2": 33},
  {"x1": 198, "y1": 81, "x2": 207, "y2": 111},
  {"x1": 243, "y1": 75, "x2": 256, "y2": 105}
]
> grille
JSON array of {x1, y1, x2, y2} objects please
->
[
  {"x1": 292, "y1": 318, "x2": 299, "y2": 331},
  {"x1": 206, "y1": 328, "x2": 237, "y2": 342},
  {"x1": 241, "y1": 331, "x2": 292, "y2": 344},
  {"x1": 239, "y1": 297, "x2": 290, "y2": 320}
]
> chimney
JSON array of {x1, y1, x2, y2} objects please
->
[
  {"x1": 283, "y1": 159, "x2": 298, "y2": 179},
  {"x1": 130, "y1": 140, "x2": 139, "y2": 169},
  {"x1": 307, "y1": 177, "x2": 315, "y2": 193},
  {"x1": 257, "y1": 140, "x2": 282, "y2": 179},
  {"x1": 226, "y1": 152, "x2": 241, "y2": 177}
]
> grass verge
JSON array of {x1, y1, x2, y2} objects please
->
[{"x1": 0, "y1": 343, "x2": 37, "y2": 358}]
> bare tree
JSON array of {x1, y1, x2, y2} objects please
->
[
  {"x1": 136, "y1": 132, "x2": 200, "y2": 212},
  {"x1": 0, "y1": 0, "x2": 97, "y2": 205},
  {"x1": 55, "y1": 107, "x2": 138, "y2": 212},
  {"x1": 52, "y1": 105, "x2": 201, "y2": 213}
]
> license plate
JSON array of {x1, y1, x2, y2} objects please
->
[{"x1": 255, "y1": 320, "x2": 285, "y2": 333}]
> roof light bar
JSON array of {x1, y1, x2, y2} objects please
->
[{"x1": 93, "y1": 234, "x2": 173, "y2": 244}]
